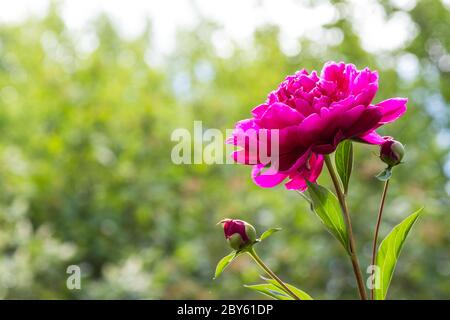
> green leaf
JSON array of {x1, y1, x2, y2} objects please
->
[
  {"x1": 214, "y1": 251, "x2": 236, "y2": 279},
  {"x1": 376, "y1": 167, "x2": 392, "y2": 181},
  {"x1": 335, "y1": 140, "x2": 353, "y2": 194},
  {"x1": 374, "y1": 208, "x2": 423, "y2": 300},
  {"x1": 307, "y1": 182, "x2": 350, "y2": 253},
  {"x1": 244, "y1": 284, "x2": 293, "y2": 300},
  {"x1": 262, "y1": 277, "x2": 313, "y2": 300},
  {"x1": 259, "y1": 228, "x2": 282, "y2": 241}
]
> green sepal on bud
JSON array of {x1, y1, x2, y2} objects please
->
[
  {"x1": 376, "y1": 167, "x2": 392, "y2": 181},
  {"x1": 227, "y1": 233, "x2": 245, "y2": 250},
  {"x1": 244, "y1": 223, "x2": 257, "y2": 243}
]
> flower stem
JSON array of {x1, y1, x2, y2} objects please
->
[
  {"x1": 324, "y1": 155, "x2": 367, "y2": 300},
  {"x1": 247, "y1": 247, "x2": 300, "y2": 300},
  {"x1": 371, "y1": 179, "x2": 390, "y2": 300}
]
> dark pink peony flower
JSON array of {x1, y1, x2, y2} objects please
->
[{"x1": 227, "y1": 62, "x2": 407, "y2": 190}]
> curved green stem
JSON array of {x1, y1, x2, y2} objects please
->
[
  {"x1": 371, "y1": 179, "x2": 390, "y2": 300},
  {"x1": 247, "y1": 247, "x2": 300, "y2": 300},
  {"x1": 324, "y1": 155, "x2": 367, "y2": 300}
]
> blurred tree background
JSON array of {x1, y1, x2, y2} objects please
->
[{"x1": 0, "y1": 0, "x2": 448, "y2": 299}]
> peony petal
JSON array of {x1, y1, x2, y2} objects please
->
[
  {"x1": 228, "y1": 126, "x2": 259, "y2": 148},
  {"x1": 297, "y1": 112, "x2": 323, "y2": 133},
  {"x1": 312, "y1": 96, "x2": 331, "y2": 113},
  {"x1": 330, "y1": 96, "x2": 357, "y2": 111},
  {"x1": 232, "y1": 150, "x2": 258, "y2": 165},
  {"x1": 235, "y1": 118, "x2": 258, "y2": 131},
  {"x1": 296, "y1": 113, "x2": 327, "y2": 147},
  {"x1": 251, "y1": 103, "x2": 269, "y2": 118},
  {"x1": 376, "y1": 98, "x2": 407, "y2": 124},
  {"x1": 285, "y1": 153, "x2": 324, "y2": 190},
  {"x1": 227, "y1": 119, "x2": 259, "y2": 146},
  {"x1": 340, "y1": 105, "x2": 366, "y2": 129},
  {"x1": 321, "y1": 61, "x2": 345, "y2": 81},
  {"x1": 308, "y1": 154, "x2": 325, "y2": 182},
  {"x1": 257, "y1": 102, "x2": 304, "y2": 129},
  {"x1": 294, "y1": 98, "x2": 316, "y2": 117},
  {"x1": 355, "y1": 131, "x2": 385, "y2": 145},
  {"x1": 312, "y1": 143, "x2": 337, "y2": 154},
  {"x1": 354, "y1": 83, "x2": 377, "y2": 106},
  {"x1": 318, "y1": 79, "x2": 337, "y2": 96},
  {"x1": 252, "y1": 164, "x2": 288, "y2": 188},
  {"x1": 312, "y1": 131, "x2": 345, "y2": 154},
  {"x1": 275, "y1": 147, "x2": 310, "y2": 173},
  {"x1": 353, "y1": 68, "x2": 378, "y2": 95},
  {"x1": 344, "y1": 106, "x2": 383, "y2": 138},
  {"x1": 285, "y1": 175, "x2": 308, "y2": 190},
  {"x1": 299, "y1": 74, "x2": 317, "y2": 92}
]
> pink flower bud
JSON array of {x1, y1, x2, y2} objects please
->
[
  {"x1": 219, "y1": 219, "x2": 256, "y2": 250},
  {"x1": 380, "y1": 138, "x2": 404, "y2": 167}
]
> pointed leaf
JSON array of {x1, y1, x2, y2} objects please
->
[
  {"x1": 244, "y1": 284, "x2": 293, "y2": 300},
  {"x1": 214, "y1": 251, "x2": 236, "y2": 279},
  {"x1": 335, "y1": 140, "x2": 353, "y2": 194},
  {"x1": 374, "y1": 208, "x2": 423, "y2": 300},
  {"x1": 307, "y1": 182, "x2": 350, "y2": 253},
  {"x1": 259, "y1": 228, "x2": 282, "y2": 241},
  {"x1": 262, "y1": 277, "x2": 313, "y2": 300}
]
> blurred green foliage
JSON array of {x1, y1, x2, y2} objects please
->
[{"x1": 0, "y1": 1, "x2": 448, "y2": 299}]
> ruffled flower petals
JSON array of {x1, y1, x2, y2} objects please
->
[
  {"x1": 353, "y1": 68, "x2": 378, "y2": 94},
  {"x1": 228, "y1": 62, "x2": 407, "y2": 191},
  {"x1": 285, "y1": 153, "x2": 324, "y2": 190},
  {"x1": 321, "y1": 61, "x2": 346, "y2": 81}
]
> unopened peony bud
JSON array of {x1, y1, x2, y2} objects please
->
[
  {"x1": 380, "y1": 139, "x2": 404, "y2": 167},
  {"x1": 219, "y1": 219, "x2": 256, "y2": 250}
]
